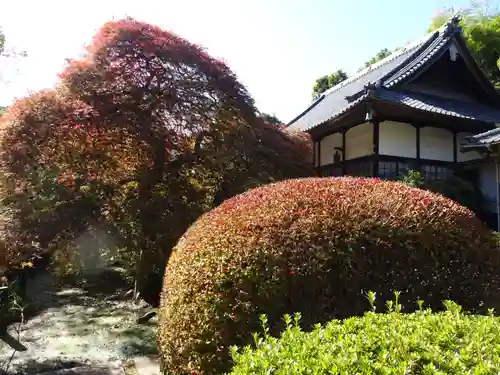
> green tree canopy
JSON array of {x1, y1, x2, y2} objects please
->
[
  {"x1": 259, "y1": 112, "x2": 282, "y2": 125},
  {"x1": 360, "y1": 48, "x2": 393, "y2": 70},
  {"x1": 0, "y1": 30, "x2": 4, "y2": 55},
  {"x1": 311, "y1": 70, "x2": 348, "y2": 100},
  {"x1": 310, "y1": 48, "x2": 396, "y2": 100}
]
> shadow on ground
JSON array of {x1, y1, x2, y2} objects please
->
[
  {"x1": 120, "y1": 322, "x2": 158, "y2": 358},
  {"x1": 0, "y1": 268, "x2": 158, "y2": 375},
  {"x1": 22, "y1": 268, "x2": 135, "y2": 318},
  {"x1": 3, "y1": 359, "x2": 88, "y2": 375}
]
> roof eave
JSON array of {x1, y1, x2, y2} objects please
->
[
  {"x1": 303, "y1": 96, "x2": 369, "y2": 135},
  {"x1": 286, "y1": 95, "x2": 326, "y2": 127},
  {"x1": 286, "y1": 28, "x2": 441, "y2": 130}
]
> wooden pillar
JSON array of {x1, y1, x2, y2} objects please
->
[
  {"x1": 313, "y1": 140, "x2": 317, "y2": 167},
  {"x1": 317, "y1": 138, "x2": 322, "y2": 176},
  {"x1": 453, "y1": 132, "x2": 458, "y2": 163},
  {"x1": 416, "y1": 126, "x2": 421, "y2": 170},
  {"x1": 373, "y1": 119, "x2": 380, "y2": 177},
  {"x1": 342, "y1": 130, "x2": 346, "y2": 175}
]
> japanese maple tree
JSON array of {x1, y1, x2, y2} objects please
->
[{"x1": 0, "y1": 18, "x2": 313, "y2": 302}]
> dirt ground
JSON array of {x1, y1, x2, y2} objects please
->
[{"x1": 0, "y1": 269, "x2": 158, "y2": 375}]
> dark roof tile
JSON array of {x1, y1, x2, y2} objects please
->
[
  {"x1": 375, "y1": 89, "x2": 500, "y2": 123},
  {"x1": 287, "y1": 16, "x2": 493, "y2": 132},
  {"x1": 462, "y1": 127, "x2": 500, "y2": 148},
  {"x1": 287, "y1": 30, "x2": 442, "y2": 131}
]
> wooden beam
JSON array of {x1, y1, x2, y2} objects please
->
[{"x1": 320, "y1": 155, "x2": 457, "y2": 170}]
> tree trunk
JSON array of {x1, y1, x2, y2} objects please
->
[{"x1": 136, "y1": 139, "x2": 166, "y2": 306}]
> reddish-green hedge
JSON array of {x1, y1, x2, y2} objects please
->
[{"x1": 157, "y1": 177, "x2": 500, "y2": 375}]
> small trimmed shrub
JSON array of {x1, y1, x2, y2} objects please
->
[
  {"x1": 157, "y1": 177, "x2": 500, "y2": 375},
  {"x1": 229, "y1": 298, "x2": 500, "y2": 374}
]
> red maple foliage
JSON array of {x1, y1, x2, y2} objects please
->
[{"x1": 0, "y1": 18, "x2": 313, "y2": 300}]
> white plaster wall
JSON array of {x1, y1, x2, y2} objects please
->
[
  {"x1": 478, "y1": 162, "x2": 498, "y2": 213},
  {"x1": 420, "y1": 126, "x2": 454, "y2": 161},
  {"x1": 379, "y1": 121, "x2": 417, "y2": 158},
  {"x1": 319, "y1": 133, "x2": 342, "y2": 166},
  {"x1": 345, "y1": 122, "x2": 373, "y2": 160},
  {"x1": 456, "y1": 132, "x2": 483, "y2": 162}
]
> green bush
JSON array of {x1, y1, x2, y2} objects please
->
[
  {"x1": 399, "y1": 169, "x2": 489, "y2": 216},
  {"x1": 229, "y1": 298, "x2": 500, "y2": 374},
  {"x1": 157, "y1": 177, "x2": 500, "y2": 375},
  {"x1": 0, "y1": 273, "x2": 26, "y2": 332}
]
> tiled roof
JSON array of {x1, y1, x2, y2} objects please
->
[
  {"x1": 287, "y1": 16, "x2": 475, "y2": 132},
  {"x1": 383, "y1": 27, "x2": 453, "y2": 88},
  {"x1": 461, "y1": 127, "x2": 500, "y2": 148},
  {"x1": 375, "y1": 89, "x2": 500, "y2": 123},
  {"x1": 287, "y1": 33, "x2": 434, "y2": 131}
]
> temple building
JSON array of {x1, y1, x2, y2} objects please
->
[{"x1": 287, "y1": 15, "x2": 500, "y2": 228}]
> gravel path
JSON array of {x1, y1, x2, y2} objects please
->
[{"x1": 0, "y1": 270, "x2": 158, "y2": 375}]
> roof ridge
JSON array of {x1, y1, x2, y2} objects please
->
[
  {"x1": 471, "y1": 127, "x2": 500, "y2": 137},
  {"x1": 316, "y1": 17, "x2": 460, "y2": 100},
  {"x1": 287, "y1": 15, "x2": 466, "y2": 130},
  {"x1": 383, "y1": 27, "x2": 454, "y2": 88},
  {"x1": 316, "y1": 34, "x2": 434, "y2": 100},
  {"x1": 286, "y1": 95, "x2": 325, "y2": 126}
]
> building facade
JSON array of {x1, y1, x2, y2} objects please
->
[{"x1": 287, "y1": 16, "x2": 500, "y2": 227}]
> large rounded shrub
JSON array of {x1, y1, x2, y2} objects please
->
[{"x1": 158, "y1": 177, "x2": 500, "y2": 375}]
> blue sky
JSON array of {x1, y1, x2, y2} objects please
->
[{"x1": 0, "y1": 0, "x2": 493, "y2": 122}]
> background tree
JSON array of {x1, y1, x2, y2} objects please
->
[
  {"x1": 0, "y1": 30, "x2": 4, "y2": 55},
  {"x1": 311, "y1": 47, "x2": 396, "y2": 101},
  {"x1": 0, "y1": 28, "x2": 27, "y2": 270},
  {"x1": 259, "y1": 112, "x2": 281, "y2": 125},
  {"x1": 360, "y1": 48, "x2": 393, "y2": 69},
  {"x1": 311, "y1": 69, "x2": 348, "y2": 100}
]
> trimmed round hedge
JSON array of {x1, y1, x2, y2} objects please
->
[{"x1": 158, "y1": 177, "x2": 500, "y2": 375}]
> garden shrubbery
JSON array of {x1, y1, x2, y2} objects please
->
[
  {"x1": 157, "y1": 177, "x2": 500, "y2": 375},
  {"x1": 399, "y1": 169, "x2": 490, "y2": 219},
  {"x1": 229, "y1": 297, "x2": 500, "y2": 374}
]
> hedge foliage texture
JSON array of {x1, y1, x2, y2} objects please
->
[
  {"x1": 157, "y1": 177, "x2": 500, "y2": 375},
  {"x1": 230, "y1": 301, "x2": 500, "y2": 374}
]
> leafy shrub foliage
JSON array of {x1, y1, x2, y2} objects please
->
[
  {"x1": 229, "y1": 298, "x2": 500, "y2": 374},
  {"x1": 399, "y1": 169, "x2": 489, "y2": 217},
  {"x1": 157, "y1": 177, "x2": 500, "y2": 375},
  {"x1": 0, "y1": 18, "x2": 313, "y2": 300}
]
